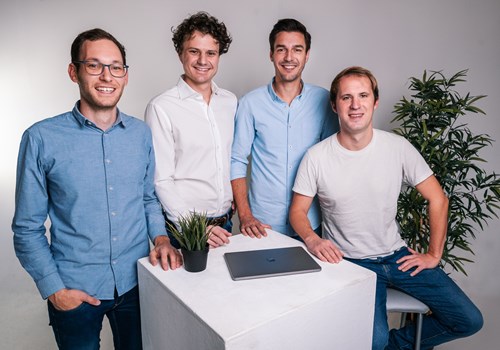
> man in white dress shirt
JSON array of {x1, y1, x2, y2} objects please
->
[{"x1": 145, "y1": 12, "x2": 236, "y2": 248}]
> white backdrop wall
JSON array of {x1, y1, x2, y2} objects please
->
[{"x1": 1, "y1": 1, "x2": 499, "y2": 349}]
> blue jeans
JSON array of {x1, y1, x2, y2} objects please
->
[
  {"x1": 48, "y1": 286, "x2": 142, "y2": 350},
  {"x1": 165, "y1": 209, "x2": 233, "y2": 249},
  {"x1": 345, "y1": 248, "x2": 483, "y2": 350}
]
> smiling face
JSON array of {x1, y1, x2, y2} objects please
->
[
  {"x1": 333, "y1": 74, "x2": 379, "y2": 138},
  {"x1": 179, "y1": 31, "x2": 220, "y2": 93},
  {"x1": 68, "y1": 39, "x2": 128, "y2": 116},
  {"x1": 270, "y1": 31, "x2": 309, "y2": 84}
]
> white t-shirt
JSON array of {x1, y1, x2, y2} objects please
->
[{"x1": 293, "y1": 129, "x2": 433, "y2": 259}]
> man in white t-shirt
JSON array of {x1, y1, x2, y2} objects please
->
[
  {"x1": 290, "y1": 66, "x2": 482, "y2": 349},
  {"x1": 145, "y1": 12, "x2": 236, "y2": 248}
]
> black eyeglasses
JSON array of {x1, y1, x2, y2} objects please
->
[{"x1": 73, "y1": 60, "x2": 129, "y2": 78}]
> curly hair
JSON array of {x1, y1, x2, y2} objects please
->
[{"x1": 172, "y1": 12, "x2": 232, "y2": 55}]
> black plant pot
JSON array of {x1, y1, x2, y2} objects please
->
[{"x1": 181, "y1": 247, "x2": 209, "y2": 272}]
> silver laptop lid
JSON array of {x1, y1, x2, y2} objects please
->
[{"x1": 224, "y1": 246, "x2": 321, "y2": 281}]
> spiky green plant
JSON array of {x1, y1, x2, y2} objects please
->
[
  {"x1": 167, "y1": 211, "x2": 213, "y2": 251},
  {"x1": 391, "y1": 69, "x2": 500, "y2": 275}
]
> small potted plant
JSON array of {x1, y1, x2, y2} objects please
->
[{"x1": 167, "y1": 211, "x2": 213, "y2": 272}]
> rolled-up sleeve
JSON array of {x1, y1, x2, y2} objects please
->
[{"x1": 230, "y1": 98, "x2": 254, "y2": 180}]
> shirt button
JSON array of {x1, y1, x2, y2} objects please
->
[
  {"x1": 111, "y1": 212, "x2": 117, "y2": 216},
  {"x1": 105, "y1": 159, "x2": 111, "y2": 164},
  {"x1": 109, "y1": 186, "x2": 114, "y2": 191},
  {"x1": 112, "y1": 260, "x2": 117, "y2": 265},
  {"x1": 112, "y1": 236, "x2": 117, "y2": 242}
]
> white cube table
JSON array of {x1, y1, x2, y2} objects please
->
[{"x1": 138, "y1": 230, "x2": 376, "y2": 349}]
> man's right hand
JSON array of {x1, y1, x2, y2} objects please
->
[
  {"x1": 239, "y1": 215, "x2": 271, "y2": 238},
  {"x1": 207, "y1": 225, "x2": 232, "y2": 248},
  {"x1": 304, "y1": 235, "x2": 344, "y2": 264},
  {"x1": 48, "y1": 288, "x2": 101, "y2": 311}
]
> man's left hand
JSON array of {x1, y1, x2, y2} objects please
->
[
  {"x1": 396, "y1": 247, "x2": 440, "y2": 276},
  {"x1": 150, "y1": 235, "x2": 183, "y2": 271}
]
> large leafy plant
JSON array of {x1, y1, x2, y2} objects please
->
[
  {"x1": 391, "y1": 69, "x2": 500, "y2": 275},
  {"x1": 167, "y1": 211, "x2": 213, "y2": 251}
]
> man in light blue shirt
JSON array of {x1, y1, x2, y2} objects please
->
[
  {"x1": 231, "y1": 18, "x2": 338, "y2": 239},
  {"x1": 12, "y1": 28, "x2": 181, "y2": 349}
]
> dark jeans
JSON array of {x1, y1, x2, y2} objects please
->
[
  {"x1": 345, "y1": 248, "x2": 483, "y2": 350},
  {"x1": 48, "y1": 286, "x2": 142, "y2": 350},
  {"x1": 165, "y1": 209, "x2": 233, "y2": 249}
]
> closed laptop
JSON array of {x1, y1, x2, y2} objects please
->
[{"x1": 224, "y1": 246, "x2": 321, "y2": 281}]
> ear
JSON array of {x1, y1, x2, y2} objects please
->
[
  {"x1": 123, "y1": 70, "x2": 129, "y2": 87},
  {"x1": 269, "y1": 50, "x2": 274, "y2": 62},
  {"x1": 68, "y1": 63, "x2": 78, "y2": 83},
  {"x1": 330, "y1": 101, "x2": 337, "y2": 113},
  {"x1": 374, "y1": 98, "x2": 379, "y2": 110},
  {"x1": 305, "y1": 50, "x2": 310, "y2": 63}
]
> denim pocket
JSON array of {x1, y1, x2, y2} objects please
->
[{"x1": 48, "y1": 299, "x2": 87, "y2": 315}]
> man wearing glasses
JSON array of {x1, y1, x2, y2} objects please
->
[
  {"x1": 145, "y1": 12, "x2": 236, "y2": 248},
  {"x1": 12, "y1": 28, "x2": 181, "y2": 349}
]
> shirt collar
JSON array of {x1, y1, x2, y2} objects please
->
[
  {"x1": 267, "y1": 77, "x2": 306, "y2": 103},
  {"x1": 177, "y1": 75, "x2": 220, "y2": 100},
  {"x1": 72, "y1": 101, "x2": 126, "y2": 129}
]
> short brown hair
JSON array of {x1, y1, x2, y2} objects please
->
[
  {"x1": 269, "y1": 18, "x2": 311, "y2": 52},
  {"x1": 71, "y1": 28, "x2": 126, "y2": 65},
  {"x1": 330, "y1": 66, "x2": 379, "y2": 107}
]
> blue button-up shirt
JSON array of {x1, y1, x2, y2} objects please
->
[
  {"x1": 231, "y1": 81, "x2": 339, "y2": 235},
  {"x1": 12, "y1": 103, "x2": 166, "y2": 300}
]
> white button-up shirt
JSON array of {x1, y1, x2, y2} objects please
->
[{"x1": 145, "y1": 77, "x2": 237, "y2": 223}]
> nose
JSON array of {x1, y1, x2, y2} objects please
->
[
  {"x1": 284, "y1": 50, "x2": 292, "y2": 61},
  {"x1": 100, "y1": 65, "x2": 113, "y2": 81},
  {"x1": 350, "y1": 97, "x2": 360, "y2": 109},
  {"x1": 197, "y1": 52, "x2": 207, "y2": 65}
]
